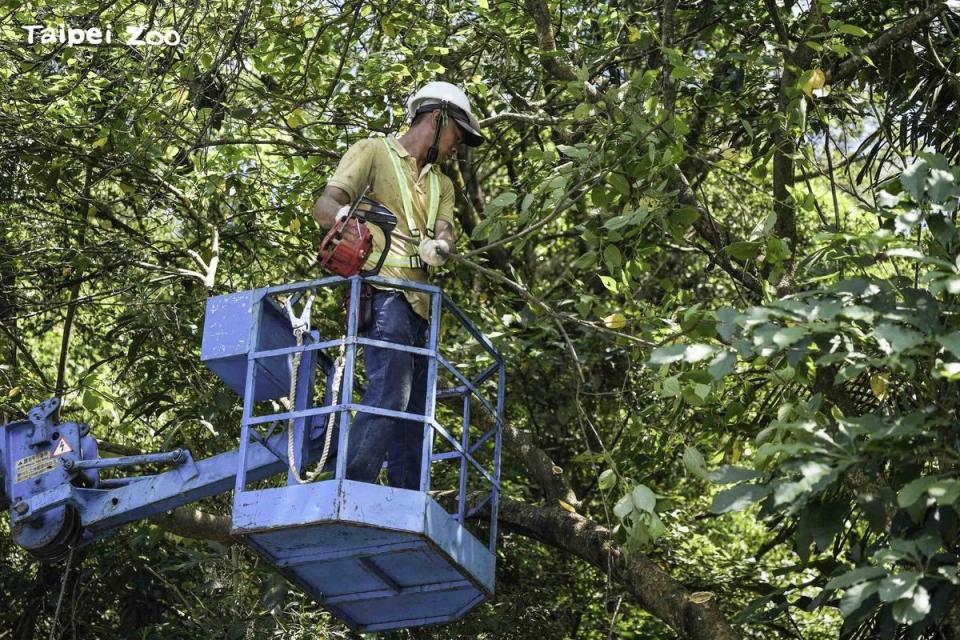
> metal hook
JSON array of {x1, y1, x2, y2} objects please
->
[{"x1": 284, "y1": 292, "x2": 315, "y2": 337}]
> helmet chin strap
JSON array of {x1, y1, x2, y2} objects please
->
[{"x1": 424, "y1": 100, "x2": 448, "y2": 167}]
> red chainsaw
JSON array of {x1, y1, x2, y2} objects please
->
[{"x1": 316, "y1": 188, "x2": 399, "y2": 277}]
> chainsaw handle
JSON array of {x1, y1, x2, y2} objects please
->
[
  {"x1": 355, "y1": 196, "x2": 398, "y2": 276},
  {"x1": 360, "y1": 231, "x2": 391, "y2": 277}
]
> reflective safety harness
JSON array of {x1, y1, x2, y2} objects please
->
[{"x1": 366, "y1": 138, "x2": 440, "y2": 271}]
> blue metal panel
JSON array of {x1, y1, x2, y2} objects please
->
[
  {"x1": 337, "y1": 480, "x2": 427, "y2": 531},
  {"x1": 74, "y1": 433, "x2": 289, "y2": 533},
  {"x1": 334, "y1": 585, "x2": 485, "y2": 632},
  {"x1": 200, "y1": 290, "x2": 293, "y2": 401},
  {"x1": 292, "y1": 556, "x2": 386, "y2": 596},
  {"x1": 419, "y1": 291, "x2": 442, "y2": 492},
  {"x1": 334, "y1": 277, "x2": 361, "y2": 481},
  {"x1": 364, "y1": 546, "x2": 465, "y2": 587},
  {"x1": 1, "y1": 274, "x2": 506, "y2": 631},
  {"x1": 232, "y1": 482, "x2": 339, "y2": 533},
  {"x1": 424, "y1": 497, "x2": 495, "y2": 593}
]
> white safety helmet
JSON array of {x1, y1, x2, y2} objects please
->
[{"x1": 407, "y1": 81, "x2": 484, "y2": 147}]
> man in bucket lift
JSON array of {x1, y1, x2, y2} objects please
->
[{"x1": 310, "y1": 82, "x2": 484, "y2": 490}]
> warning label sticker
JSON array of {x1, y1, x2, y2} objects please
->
[
  {"x1": 51, "y1": 437, "x2": 73, "y2": 458},
  {"x1": 15, "y1": 451, "x2": 58, "y2": 483}
]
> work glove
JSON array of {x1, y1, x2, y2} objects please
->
[
  {"x1": 334, "y1": 204, "x2": 365, "y2": 245},
  {"x1": 419, "y1": 238, "x2": 450, "y2": 267}
]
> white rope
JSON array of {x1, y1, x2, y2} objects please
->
[{"x1": 284, "y1": 292, "x2": 343, "y2": 484}]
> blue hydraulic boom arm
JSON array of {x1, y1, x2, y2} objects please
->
[{"x1": 0, "y1": 396, "x2": 294, "y2": 559}]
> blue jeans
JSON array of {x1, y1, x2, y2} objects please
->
[{"x1": 346, "y1": 289, "x2": 429, "y2": 490}]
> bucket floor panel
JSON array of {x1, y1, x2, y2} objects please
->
[
  {"x1": 233, "y1": 482, "x2": 494, "y2": 631},
  {"x1": 245, "y1": 524, "x2": 485, "y2": 630}
]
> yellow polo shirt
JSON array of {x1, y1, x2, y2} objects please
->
[{"x1": 326, "y1": 135, "x2": 455, "y2": 319}]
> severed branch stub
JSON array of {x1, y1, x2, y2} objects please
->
[{"x1": 137, "y1": 226, "x2": 220, "y2": 289}]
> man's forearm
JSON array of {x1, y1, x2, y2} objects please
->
[{"x1": 312, "y1": 187, "x2": 351, "y2": 229}]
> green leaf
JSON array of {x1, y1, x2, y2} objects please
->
[
  {"x1": 708, "y1": 350, "x2": 737, "y2": 379},
  {"x1": 649, "y1": 344, "x2": 687, "y2": 365},
  {"x1": 835, "y1": 23, "x2": 868, "y2": 37},
  {"x1": 489, "y1": 191, "x2": 517, "y2": 209},
  {"x1": 709, "y1": 484, "x2": 770, "y2": 514},
  {"x1": 573, "y1": 102, "x2": 593, "y2": 119},
  {"x1": 608, "y1": 172, "x2": 631, "y2": 197},
  {"x1": 773, "y1": 460, "x2": 834, "y2": 506},
  {"x1": 683, "y1": 446, "x2": 710, "y2": 480},
  {"x1": 604, "y1": 215, "x2": 633, "y2": 230},
  {"x1": 661, "y1": 375, "x2": 681, "y2": 397},
  {"x1": 613, "y1": 493, "x2": 633, "y2": 518},
  {"x1": 670, "y1": 206, "x2": 700, "y2": 228},
  {"x1": 598, "y1": 469, "x2": 616, "y2": 491},
  {"x1": 873, "y1": 323, "x2": 924, "y2": 356},
  {"x1": 926, "y1": 479, "x2": 960, "y2": 505},
  {"x1": 839, "y1": 580, "x2": 880, "y2": 618},
  {"x1": 709, "y1": 466, "x2": 760, "y2": 484},
  {"x1": 891, "y1": 585, "x2": 931, "y2": 625},
  {"x1": 573, "y1": 251, "x2": 597, "y2": 269},
  {"x1": 898, "y1": 476, "x2": 940, "y2": 508},
  {"x1": 772, "y1": 326, "x2": 807, "y2": 347},
  {"x1": 648, "y1": 343, "x2": 715, "y2": 366},
  {"x1": 825, "y1": 566, "x2": 886, "y2": 591},
  {"x1": 795, "y1": 502, "x2": 847, "y2": 559},
  {"x1": 599, "y1": 275, "x2": 618, "y2": 292},
  {"x1": 520, "y1": 193, "x2": 534, "y2": 213},
  {"x1": 928, "y1": 168, "x2": 958, "y2": 204},
  {"x1": 878, "y1": 571, "x2": 920, "y2": 603},
  {"x1": 765, "y1": 236, "x2": 791, "y2": 264},
  {"x1": 725, "y1": 241, "x2": 762, "y2": 260},
  {"x1": 684, "y1": 343, "x2": 716, "y2": 362},
  {"x1": 82, "y1": 389, "x2": 102, "y2": 411},
  {"x1": 557, "y1": 144, "x2": 588, "y2": 159},
  {"x1": 631, "y1": 484, "x2": 657, "y2": 512},
  {"x1": 604, "y1": 209, "x2": 647, "y2": 230},
  {"x1": 603, "y1": 245, "x2": 622, "y2": 271},
  {"x1": 901, "y1": 159, "x2": 929, "y2": 201}
]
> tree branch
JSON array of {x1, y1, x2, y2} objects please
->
[
  {"x1": 830, "y1": 2, "x2": 948, "y2": 85},
  {"x1": 496, "y1": 498, "x2": 740, "y2": 640},
  {"x1": 479, "y1": 111, "x2": 562, "y2": 127},
  {"x1": 523, "y1": 0, "x2": 579, "y2": 82},
  {"x1": 764, "y1": 0, "x2": 791, "y2": 47},
  {"x1": 674, "y1": 167, "x2": 765, "y2": 302},
  {"x1": 661, "y1": 0, "x2": 679, "y2": 116},
  {"x1": 150, "y1": 507, "x2": 234, "y2": 546}
]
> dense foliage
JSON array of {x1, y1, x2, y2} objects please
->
[{"x1": 2, "y1": 0, "x2": 960, "y2": 638}]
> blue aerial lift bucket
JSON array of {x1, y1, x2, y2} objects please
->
[{"x1": 201, "y1": 275, "x2": 505, "y2": 631}]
